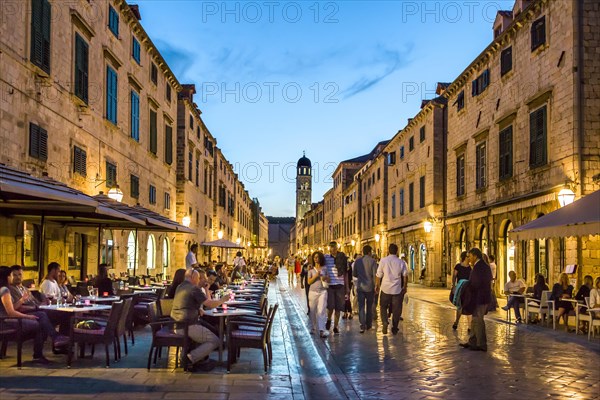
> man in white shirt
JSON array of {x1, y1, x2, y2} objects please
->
[
  {"x1": 375, "y1": 244, "x2": 408, "y2": 335},
  {"x1": 39, "y1": 262, "x2": 61, "y2": 301},
  {"x1": 287, "y1": 254, "x2": 296, "y2": 286},
  {"x1": 186, "y1": 244, "x2": 199, "y2": 269},
  {"x1": 501, "y1": 270, "x2": 526, "y2": 323}
]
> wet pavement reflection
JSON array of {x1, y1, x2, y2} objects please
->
[{"x1": 281, "y1": 268, "x2": 600, "y2": 400}]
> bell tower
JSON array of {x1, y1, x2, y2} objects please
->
[{"x1": 296, "y1": 152, "x2": 312, "y2": 221}]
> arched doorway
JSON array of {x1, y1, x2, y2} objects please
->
[
  {"x1": 100, "y1": 229, "x2": 114, "y2": 267},
  {"x1": 162, "y1": 237, "x2": 170, "y2": 278},
  {"x1": 127, "y1": 231, "x2": 137, "y2": 274},
  {"x1": 147, "y1": 234, "x2": 156, "y2": 273},
  {"x1": 455, "y1": 229, "x2": 467, "y2": 264},
  {"x1": 419, "y1": 243, "x2": 427, "y2": 281},
  {"x1": 479, "y1": 225, "x2": 488, "y2": 256},
  {"x1": 409, "y1": 245, "x2": 416, "y2": 282},
  {"x1": 499, "y1": 221, "x2": 515, "y2": 289}
]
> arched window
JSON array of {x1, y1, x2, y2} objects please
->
[
  {"x1": 127, "y1": 231, "x2": 137, "y2": 271},
  {"x1": 147, "y1": 234, "x2": 156, "y2": 270},
  {"x1": 162, "y1": 237, "x2": 170, "y2": 275},
  {"x1": 479, "y1": 225, "x2": 488, "y2": 255}
]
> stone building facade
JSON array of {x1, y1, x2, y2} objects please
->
[
  {"x1": 291, "y1": 0, "x2": 599, "y2": 288},
  {"x1": 0, "y1": 0, "x2": 266, "y2": 281}
]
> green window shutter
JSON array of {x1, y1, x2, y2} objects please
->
[
  {"x1": 31, "y1": 0, "x2": 51, "y2": 73},
  {"x1": 165, "y1": 125, "x2": 173, "y2": 165},
  {"x1": 74, "y1": 34, "x2": 89, "y2": 103},
  {"x1": 149, "y1": 110, "x2": 157, "y2": 154}
]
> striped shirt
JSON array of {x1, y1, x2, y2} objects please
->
[{"x1": 324, "y1": 254, "x2": 345, "y2": 286}]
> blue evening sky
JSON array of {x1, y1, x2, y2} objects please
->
[{"x1": 137, "y1": 0, "x2": 511, "y2": 217}]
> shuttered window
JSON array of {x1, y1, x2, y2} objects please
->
[
  {"x1": 74, "y1": 34, "x2": 89, "y2": 103},
  {"x1": 164, "y1": 125, "x2": 173, "y2": 165},
  {"x1": 149, "y1": 185, "x2": 157, "y2": 205},
  {"x1": 475, "y1": 142, "x2": 487, "y2": 189},
  {"x1": 456, "y1": 155, "x2": 465, "y2": 196},
  {"x1": 471, "y1": 69, "x2": 490, "y2": 97},
  {"x1": 531, "y1": 16, "x2": 546, "y2": 51},
  {"x1": 73, "y1": 146, "x2": 87, "y2": 177},
  {"x1": 499, "y1": 126, "x2": 513, "y2": 180},
  {"x1": 29, "y1": 123, "x2": 48, "y2": 161},
  {"x1": 166, "y1": 85, "x2": 171, "y2": 103},
  {"x1": 106, "y1": 66, "x2": 118, "y2": 124},
  {"x1": 456, "y1": 90, "x2": 465, "y2": 111},
  {"x1": 399, "y1": 189, "x2": 405, "y2": 216},
  {"x1": 419, "y1": 126, "x2": 425, "y2": 143},
  {"x1": 500, "y1": 46, "x2": 512, "y2": 76},
  {"x1": 132, "y1": 37, "x2": 141, "y2": 63},
  {"x1": 30, "y1": 0, "x2": 51, "y2": 73},
  {"x1": 108, "y1": 5, "x2": 119, "y2": 37},
  {"x1": 419, "y1": 176, "x2": 426, "y2": 208},
  {"x1": 409, "y1": 182, "x2": 414, "y2": 212},
  {"x1": 188, "y1": 151, "x2": 193, "y2": 181},
  {"x1": 149, "y1": 109, "x2": 157, "y2": 154},
  {"x1": 106, "y1": 161, "x2": 117, "y2": 187},
  {"x1": 150, "y1": 63, "x2": 158, "y2": 85},
  {"x1": 529, "y1": 106, "x2": 547, "y2": 168},
  {"x1": 130, "y1": 90, "x2": 139, "y2": 140},
  {"x1": 130, "y1": 175, "x2": 139, "y2": 199}
]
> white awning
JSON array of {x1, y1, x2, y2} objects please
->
[{"x1": 509, "y1": 190, "x2": 600, "y2": 241}]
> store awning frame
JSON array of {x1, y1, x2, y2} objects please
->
[{"x1": 509, "y1": 190, "x2": 600, "y2": 241}]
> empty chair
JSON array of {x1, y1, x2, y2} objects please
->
[
  {"x1": 68, "y1": 301, "x2": 124, "y2": 368},
  {"x1": 114, "y1": 297, "x2": 133, "y2": 359},
  {"x1": 227, "y1": 303, "x2": 278, "y2": 373},
  {"x1": 525, "y1": 290, "x2": 555, "y2": 329}
]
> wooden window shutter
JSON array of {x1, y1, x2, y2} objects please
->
[
  {"x1": 149, "y1": 109, "x2": 157, "y2": 154},
  {"x1": 165, "y1": 125, "x2": 173, "y2": 165}
]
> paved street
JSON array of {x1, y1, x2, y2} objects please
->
[{"x1": 1, "y1": 269, "x2": 599, "y2": 400}]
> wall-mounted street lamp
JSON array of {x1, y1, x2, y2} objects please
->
[
  {"x1": 107, "y1": 185, "x2": 124, "y2": 202},
  {"x1": 217, "y1": 230, "x2": 224, "y2": 239},
  {"x1": 351, "y1": 239, "x2": 356, "y2": 247},
  {"x1": 236, "y1": 237, "x2": 241, "y2": 245},
  {"x1": 423, "y1": 220, "x2": 433, "y2": 233},
  {"x1": 557, "y1": 186, "x2": 575, "y2": 207},
  {"x1": 375, "y1": 234, "x2": 381, "y2": 243},
  {"x1": 181, "y1": 215, "x2": 191, "y2": 227}
]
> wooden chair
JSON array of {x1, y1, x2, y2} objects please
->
[
  {"x1": 0, "y1": 316, "x2": 37, "y2": 368},
  {"x1": 146, "y1": 301, "x2": 189, "y2": 371},
  {"x1": 227, "y1": 303, "x2": 278, "y2": 373},
  {"x1": 68, "y1": 301, "x2": 124, "y2": 368}
]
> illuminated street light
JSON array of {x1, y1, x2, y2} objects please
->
[
  {"x1": 557, "y1": 187, "x2": 575, "y2": 207},
  {"x1": 107, "y1": 185, "x2": 124, "y2": 202},
  {"x1": 217, "y1": 230, "x2": 224, "y2": 239},
  {"x1": 181, "y1": 215, "x2": 191, "y2": 227},
  {"x1": 423, "y1": 220, "x2": 433, "y2": 233}
]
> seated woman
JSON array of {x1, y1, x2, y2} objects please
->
[
  {"x1": 94, "y1": 264, "x2": 114, "y2": 296},
  {"x1": 0, "y1": 266, "x2": 68, "y2": 364},
  {"x1": 589, "y1": 277, "x2": 600, "y2": 318},
  {"x1": 532, "y1": 274, "x2": 549, "y2": 301},
  {"x1": 166, "y1": 268, "x2": 186, "y2": 299},
  {"x1": 575, "y1": 275, "x2": 593, "y2": 333},
  {"x1": 550, "y1": 272, "x2": 574, "y2": 328},
  {"x1": 57, "y1": 269, "x2": 74, "y2": 303}
]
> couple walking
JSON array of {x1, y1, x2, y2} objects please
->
[{"x1": 354, "y1": 243, "x2": 408, "y2": 335}]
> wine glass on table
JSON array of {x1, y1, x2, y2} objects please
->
[
  {"x1": 87, "y1": 285, "x2": 94, "y2": 298},
  {"x1": 46, "y1": 294, "x2": 55, "y2": 306}
]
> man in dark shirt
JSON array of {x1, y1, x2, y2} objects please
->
[
  {"x1": 171, "y1": 269, "x2": 228, "y2": 368},
  {"x1": 460, "y1": 248, "x2": 492, "y2": 352}
]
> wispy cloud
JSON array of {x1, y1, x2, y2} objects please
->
[
  {"x1": 341, "y1": 44, "x2": 414, "y2": 99},
  {"x1": 154, "y1": 40, "x2": 196, "y2": 81}
]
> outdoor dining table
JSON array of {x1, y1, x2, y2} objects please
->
[
  {"x1": 128, "y1": 285, "x2": 156, "y2": 291},
  {"x1": 39, "y1": 304, "x2": 112, "y2": 313},
  {"x1": 225, "y1": 299, "x2": 258, "y2": 306},
  {"x1": 203, "y1": 307, "x2": 256, "y2": 362},
  {"x1": 80, "y1": 296, "x2": 121, "y2": 303}
]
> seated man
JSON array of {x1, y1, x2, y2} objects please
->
[
  {"x1": 502, "y1": 271, "x2": 526, "y2": 323},
  {"x1": 171, "y1": 269, "x2": 228, "y2": 371}
]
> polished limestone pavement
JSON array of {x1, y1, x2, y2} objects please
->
[{"x1": 1, "y1": 269, "x2": 599, "y2": 400}]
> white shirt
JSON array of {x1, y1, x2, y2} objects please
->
[
  {"x1": 590, "y1": 288, "x2": 600, "y2": 309},
  {"x1": 40, "y1": 278, "x2": 61, "y2": 299},
  {"x1": 185, "y1": 251, "x2": 197, "y2": 269},
  {"x1": 505, "y1": 278, "x2": 526, "y2": 294},
  {"x1": 489, "y1": 262, "x2": 497, "y2": 280},
  {"x1": 376, "y1": 255, "x2": 407, "y2": 295},
  {"x1": 308, "y1": 268, "x2": 327, "y2": 292},
  {"x1": 233, "y1": 256, "x2": 246, "y2": 268}
]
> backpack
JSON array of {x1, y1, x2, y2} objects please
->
[{"x1": 335, "y1": 253, "x2": 348, "y2": 277}]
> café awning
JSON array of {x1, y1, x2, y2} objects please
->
[
  {"x1": 509, "y1": 190, "x2": 600, "y2": 241},
  {"x1": 0, "y1": 164, "x2": 144, "y2": 226},
  {"x1": 201, "y1": 238, "x2": 244, "y2": 249},
  {"x1": 93, "y1": 194, "x2": 195, "y2": 234}
]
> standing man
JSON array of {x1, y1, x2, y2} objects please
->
[
  {"x1": 171, "y1": 269, "x2": 228, "y2": 371},
  {"x1": 325, "y1": 241, "x2": 348, "y2": 335},
  {"x1": 375, "y1": 244, "x2": 407, "y2": 335},
  {"x1": 186, "y1": 244, "x2": 199, "y2": 270},
  {"x1": 460, "y1": 248, "x2": 493, "y2": 352},
  {"x1": 287, "y1": 254, "x2": 296, "y2": 286},
  {"x1": 353, "y1": 245, "x2": 378, "y2": 333}
]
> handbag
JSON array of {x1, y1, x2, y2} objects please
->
[{"x1": 449, "y1": 286, "x2": 455, "y2": 303}]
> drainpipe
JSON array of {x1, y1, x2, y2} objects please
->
[
  {"x1": 441, "y1": 103, "x2": 448, "y2": 287},
  {"x1": 575, "y1": 0, "x2": 585, "y2": 284}
]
